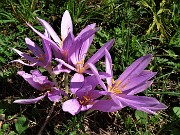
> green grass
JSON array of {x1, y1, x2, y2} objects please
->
[{"x1": 0, "y1": 0, "x2": 180, "y2": 134}]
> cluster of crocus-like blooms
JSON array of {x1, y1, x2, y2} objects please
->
[{"x1": 13, "y1": 10, "x2": 167, "y2": 115}]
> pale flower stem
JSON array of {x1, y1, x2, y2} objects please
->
[
  {"x1": 51, "y1": 73, "x2": 58, "y2": 87},
  {"x1": 37, "y1": 67, "x2": 58, "y2": 135},
  {"x1": 65, "y1": 73, "x2": 69, "y2": 93},
  {"x1": 47, "y1": 66, "x2": 58, "y2": 87},
  {"x1": 37, "y1": 102, "x2": 56, "y2": 135},
  {"x1": 85, "y1": 108, "x2": 94, "y2": 116}
]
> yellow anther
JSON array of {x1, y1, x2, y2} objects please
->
[
  {"x1": 79, "y1": 95, "x2": 92, "y2": 105},
  {"x1": 115, "y1": 80, "x2": 121, "y2": 86},
  {"x1": 77, "y1": 59, "x2": 84, "y2": 65},
  {"x1": 109, "y1": 85, "x2": 112, "y2": 89},
  {"x1": 59, "y1": 41, "x2": 63, "y2": 48},
  {"x1": 112, "y1": 79, "x2": 115, "y2": 84},
  {"x1": 83, "y1": 96, "x2": 89, "y2": 100},
  {"x1": 108, "y1": 80, "x2": 122, "y2": 94},
  {"x1": 76, "y1": 59, "x2": 89, "y2": 74},
  {"x1": 58, "y1": 37, "x2": 65, "y2": 48}
]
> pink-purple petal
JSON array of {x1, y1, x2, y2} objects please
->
[
  {"x1": 84, "y1": 75, "x2": 99, "y2": 90},
  {"x1": 12, "y1": 59, "x2": 37, "y2": 66},
  {"x1": 105, "y1": 49, "x2": 113, "y2": 86},
  {"x1": 37, "y1": 17, "x2": 61, "y2": 43},
  {"x1": 55, "y1": 58, "x2": 75, "y2": 71},
  {"x1": 121, "y1": 70, "x2": 156, "y2": 91},
  {"x1": 115, "y1": 95, "x2": 167, "y2": 114},
  {"x1": 44, "y1": 29, "x2": 50, "y2": 38},
  {"x1": 53, "y1": 63, "x2": 71, "y2": 74},
  {"x1": 142, "y1": 103, "x2": 168, "y2": 111},
  {"x1": 13, "y1": 94, "x2": 46, "y2": 104},
  {"x1": 111, "y1": 95, "x2": 128, "y2": 108},
  {"x1": 61, "y1": 10, "x2": 73, "y2": 40},
  {"x1": 27, "y1": 23, "x2": 60, "y2": 50},
  {"x1": 78, "y1": 39, "x2": 91, "y2": 61},
  {"x1": 125, "y1": 80, "x2": 153, "y2": 95},
  {"x1": 18, "y1": 70, "x2": 55, "y2": 91},
  {"x1": 25, "y1": 38, "x2": 44, "y2": 58},
  {"x1": 70, "y1": 27, "x2": 99, "y2": 65},
  {"x1": 92, "y1": 100, "x2": 123, "y2": 112},
  {"x1": 70, "y1": 73, "x2": 84, "y2": 94},
  {"x1": 76, "y1": 23, "x2": 96, "y2": 39},
  {"x1": 88, "y1": 90, "x2": 103, "y2": 99},
  {"x1": 17, "y1": 71, "x2": 42, "y2": 90},
  {"x1": 48, "y1": 89, "x2": 62, "y2": 102},
  {"x1": 69, "y1": 40, "x2": 78, "y2": 65},
  {"x1": 77, "y1": 24, "x2": 96, "y2": 60},
  {"x1": 77, "y1": 27, "x2": 98, "y2": 44},
  {"x1": 76, "y1": 85, "x2": 92, "y2": 98},
  {"x1": 81, "y1": 104, "x2": 93, "y2": 111},
  {"x1": 117, "y1": 95, "x2": 160, "y2": 105},
  {"x1": 88, "y1": 63, "x2": 107, "y2": 91},
  {"x1": 117, "y1": 54, "x2": 152, "y2": 84},
  {"x1": 53, "y1": 87, "x2": 68, "y2": 97},
  {"x1": 86, "y1": 39, "x2": 114, "y2": 65},
  {"x1": 62, "y1": 99, "x2": 81, "y2": 115},
  {"x1": 13, "y1": 48, "x2": 38, "y2": 63},
  {"x1": 69, "y1": 38, "x2": 83, "y2": 65},
  {"x1": 62, "y1": 32, "x2": 74, "y2": 51},
  {"x1": 42, "y1": 38, "x2": 52, "y2": 66},
  {"x1": 30, "y1": 70, "x2": 42, "y2": 77}
]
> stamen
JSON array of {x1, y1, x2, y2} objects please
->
[
  {"x1": 79, "y1": 95, "x2": 93, "y2": 106},
  {"x1": 59, "y1": 41, "x2": 63, "y2": 48},
  {"x1": 115, "y1": 80, "x2": 121, "y2": 86},
  {"x1": 108, "y1": 80, "x2": 122, "y2": 94},
  {"x1": 76, "y1": 59, "x2": 89, "y2": 74},
  {"x1": 59, "y1": 37, "x2": 64, "y2": 48},
  {"x1": 112, "y1": 79, "x2": 115, "y2": 84}
]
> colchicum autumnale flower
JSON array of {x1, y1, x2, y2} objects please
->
[
  {"x1": 55, "y1": 39, "x2": 114, "y2": 87},
  {"x1": 12, "y1": 9, "x2": 167, "y2": 116},
  {"x1": 62, "y1": 76, "x2": 102, "y2": 115},
  {"x1": 92, "y1": 50, "x2": 167, "y2": 114},
  {"x1": 13, "y1": 70, "x2": 67, "y2": 104},
  {"x1": 27, "y1": 10, "x2": 98, "y2": 71},
  {"x1": 13, "y1": 32, "x2": 52, "y2": 70},
  {"x1": 54, "y1": 38, "x2": 114, "y2": 95}
]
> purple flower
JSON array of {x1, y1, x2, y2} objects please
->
[
  {"x1": 35, "y1": 10, "x2": 73, "y2": 63},
  {"x1": 55, "y1": 39, "x2": 114, "y2": 76},
  {"x1": 54, "y1": 38, "x2": 114, "y2": 94},
  {"x1": 13, "y1": 35, "x2": 52, "y2": 70},
  {"x1": 13, "y1": 70, "x2": 67, "y2": 104},
  {"x1": 53, "y1": 23, "x2": 99, "y2": 74},
  {"x1": 92, "y1": 50, "x2": 167, "y2": 114},
  {"x1": 38, "y1": 10, "x2": 73, "y2": 45},
  {"x1": 62, "y1": 76, "x2": 102, "y2": 115},
  {"x1": 27, "y1": 11, "x2": 98, "y2": 67}
]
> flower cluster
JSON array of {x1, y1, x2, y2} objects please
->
[{"x1": 13, "y1": 10, "x2": 167, "y2": 115}]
